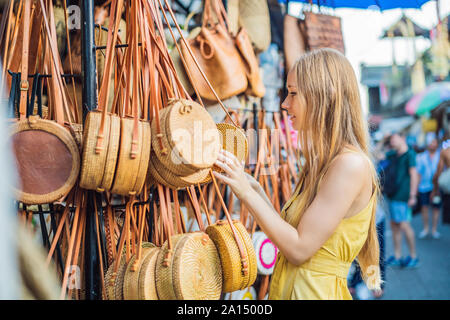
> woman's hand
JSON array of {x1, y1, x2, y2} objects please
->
[{"x1": 212, "y1": 149, "x2": 253, "y2": 201}]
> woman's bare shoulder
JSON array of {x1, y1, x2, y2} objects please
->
[{"x1": 330, "y1": 151, "x2": 370, "y2": 176}]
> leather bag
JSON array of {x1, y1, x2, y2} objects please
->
[{"x1": 180, "y1": 0, "x2": 248, "y2": 101}]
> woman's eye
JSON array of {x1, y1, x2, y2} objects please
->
[{"x1": 289, "y1": 92, "x2": 297, "y2": 96}]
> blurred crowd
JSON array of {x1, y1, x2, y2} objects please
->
[{"x1": 348, "y1": 128, "x2": 450, "y2": 300}]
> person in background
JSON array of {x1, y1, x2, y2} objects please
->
[
  {"x1": 416, "y1": 134, "x2": 441, "y2": 239},
  {"x1": 385, "y1": 132, "x2": 419, "y2": 269},
  {"x1": 432, "y1": 134, "x2": 450, "y2": 224}
]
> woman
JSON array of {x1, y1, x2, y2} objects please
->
[{"x1": 213, "y1": 48, "x2": 382, "y2": 300}]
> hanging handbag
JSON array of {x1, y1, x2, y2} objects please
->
[
  {"x1": 110, "y1": 2, "x2": 151, "y2": 196},
  {"x1": 283, "y1": 14, "x2": 307, "y2": 72},
  {"x1": 79, "y1": 0, "x2": 123, "y2": 192},
  {"x1": 149, "y1": 99, "x2": 220, "y2": 187},
  {"x1": 10, "y1": 0, "x2": 80, "y2": 205},
  {"x1": 227, "y1": 0, "x2": 271, "y2": 54},
  {"x1": 302, "y1": 10, "x2": 345, "y2": 54},
  {"x1": 205, "y1": 174, "x2": 257, "y2": 293},
  {"x1": 213, "y1": 0, "x2": 265, "y2": 98},
  {"x1": 180, "y1": 0, "x2": 248, "y2": 101},
  {"x1": 155, "y1": 185, "x2": 222, "y2": 300}
]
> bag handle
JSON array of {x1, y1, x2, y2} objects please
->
[
  {"x1": 18, "y1": 0, "x2": 31, "y2": 121},
  {"x1": 39, "y1": 0, "x2": 75, "y2": 126},
  {"x1": 95, "y1": 0, "x2": 123, "y2": 153}
]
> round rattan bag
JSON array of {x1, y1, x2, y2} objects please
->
[
  {"x1": 206, "y1": 219, "x2": 257, "y2": 293},
  {"x1": 10, "y1": 117, "x2": 80, "y2": 204},
  {"x1": 122, "y1": 242, "x2": 157, "y2": 300},
  {"x1": 79, "y1": 111, "x2": 121, "y2": 192},
  {"x1": 151, "y1": 99, "x2": 220, "y2": 177},
  {"x1": 155, "y1": 232, "x2": 222, "y2": 300},
  {"x1": 148, "y1": 150, "x2": 210, "y2": 189},
  {"x1": 202, "y1": 122, "x2": 248, "y2": 184},
  {"x1": 110, "y1": 118, "x2": 151, "y2": 196}
]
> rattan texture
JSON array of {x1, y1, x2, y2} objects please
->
[
  {"x1": 11, "y1": 117, "x2": 80, "y2": 204},
  {"x1": 123, "y1": 242, "x2": 155, "y2": 300},
  {"x1": 155, "y1": 234, "x2": 185, "y2": 299},
  {"x1": 172, "y1": 232, "x2": 222, "y2": 299},
  {"x1": 138, "y1": 247, "x2": 160, "y2": 300},
  {"x1": 99, "y1": 114, "x2": 121, "y2": 191},
  {"x1": 110, "y1": 118, "x2": 150, "y2": 195},
  {"x1": 206, "y1": 220, "x2": 256, "y2": 292}
]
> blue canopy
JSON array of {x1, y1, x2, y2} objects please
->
[{"x1": 279, "y1": 0, "x2": 431, "y2": 11}]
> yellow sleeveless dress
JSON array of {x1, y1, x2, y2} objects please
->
[{"x1": 268, "y1": 166, "x2": 377, "y2": 300}]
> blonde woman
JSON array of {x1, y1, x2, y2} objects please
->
[{"x1": 213, "y1": 48, "x2": 381, "y2": 300}]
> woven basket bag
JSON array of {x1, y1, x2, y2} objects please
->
[
  {"x1": 136, "y1": 247, "x2": 161, "y2": 300},
  {"x1": 155, "y1": 232, "x2": 222, "y2": 300},
  {"x1": 79, "y1": 0, "x2": 124, "y2": 192},
  {"x1": 206, "y1": 219, "x2": 257, "y2": 292},
  {"x1": 110, "y1": 118, "x2": 151, "y2": 196},
  {"x1": 11, "y1": 117, "x2": 80, "y2": 204},
  {"x1": 151, "y1": 99, "x2": 220, "y2": 177},
  {"x1": 201, "y1": 122, "x2": 248, "y2": 184},
  {"x1": 10, "y1": 0, "x2": 80, "y2": 205},
  {"x1": 123, "y1": 242, "x2": 156, "y2": 300},
  {"x1": 149, "y1": 150, "x2": 210, "y2": 189},
  {"x1": 79, "y1": 111, "x2": 120, "y2": 191}
]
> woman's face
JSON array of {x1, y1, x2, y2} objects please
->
[{"x1": 281, "y1": 70, "x2": 305, "y2": 132}]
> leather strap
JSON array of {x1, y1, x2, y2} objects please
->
[
  {"x1": 19, "y1": 0, "x2": 31, "y2": 121},
  {"x1": 95, "y1": 0, "x2": 123, "y2": 153},
  {"x1": 59, "y1": 189, "x2": 82, "y2": 299},
  {"x1": 186, "y1": 185, "x2": 205, "y2": 231}
]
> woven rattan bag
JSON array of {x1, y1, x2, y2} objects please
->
[
  {"x1": 154, "y1": 185, "x2": 222, "y2": 300},
  {"x1": 10, "y1": 0, "x2": 80, "y2": 205},
  {"x1": 201, "y1": 120, "x2": 248, "y2": 184},
  {"x1": 205, "y1": 174, "x2": 257, "y2": 293},
  {"x1": 151, "y1": 99, "x2": 220, "y2": 175},
  {"x1": 79, "y1": 0, "x2": 123, "y2": 192}
]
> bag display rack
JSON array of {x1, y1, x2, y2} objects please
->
[{"x1": 3, "y1": 0, "x2": 301, "y2": 300}]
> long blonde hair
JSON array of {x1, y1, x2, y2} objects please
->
[{"x1": 292, "y1": 48, "x2": 381, "y2": 290}]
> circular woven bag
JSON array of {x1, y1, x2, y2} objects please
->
[
  {"x1": 79, "y1": 111, "x2": 121, "y2": 192},
  {"x1": 110, "y1": 118, "x2": 151, "y2": 195},
  {"x1": 137, "y1": 247, "x2": 161, "y2": 300},
  {"x1": 202, "y1": 122, "x2": 248, "y2": 184},
  {"x1": 151, "y1": 99, "x2": 220, "y2": 177},
  {"x1": 205, "y1": 220, "x2": 257, "y2": 292},
  {"x1": 10, "y1": 117, "x2": 80, "y2": 204},
  {"x1": 123, "y1": 242, "x2": 156, "y2": 300},
  {"x1": 155, "y1": 232, "x2": 222, "y2": 300},
  {"x1": 252, "y1": 231, "x2": 278, "y2": 275},
  {"x1": 149, "y1": 150, "x2": 210, "y2": 189}
]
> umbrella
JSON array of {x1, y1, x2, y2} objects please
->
[
  {"x1": 279, "y1": 0, "x2": 431, "y2": 11},
  {"x1": 405, "y1": 82, "x2": 450, "y2": 116}
]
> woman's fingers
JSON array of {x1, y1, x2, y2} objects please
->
[
  {"x1": 212, "y1": 171, "x2": 232, "y2": 185},
  {"x1": 219, "y1": 149, "x2": 242, "y2": 170},
  {"x1": 217, "y1": 152, "x2": 237, "y2": 170},
  {"x1": 215, "y1": 158, "x2": 233, "y2": 175}
]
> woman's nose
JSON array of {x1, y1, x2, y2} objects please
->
[{"x1": 281, "y1": 97, "x2": 289, "y2": 111}]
